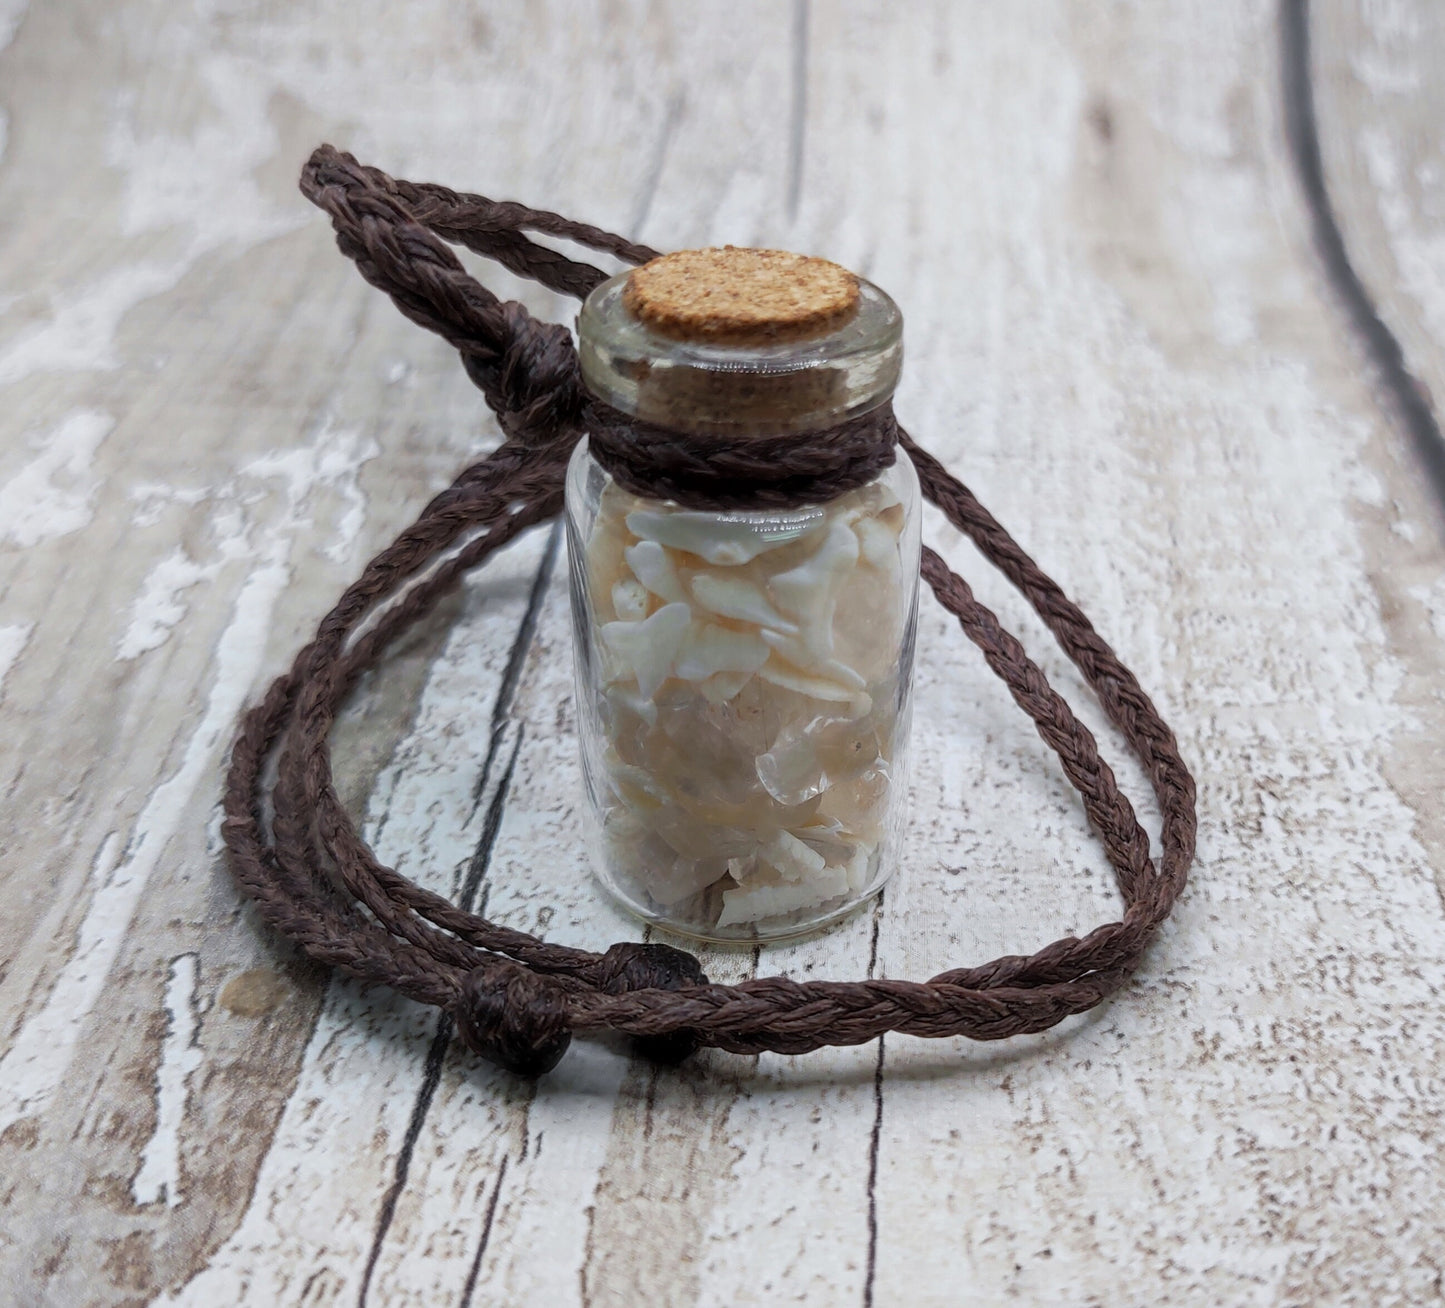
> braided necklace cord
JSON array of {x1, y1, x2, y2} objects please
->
[{"x1": 220, "y1": 145, "x2": 1198, "y2": 1076}]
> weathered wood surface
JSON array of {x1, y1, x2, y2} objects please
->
[{"x1": 2, "y1": 2, "x2": 1443, "y2": 1304}]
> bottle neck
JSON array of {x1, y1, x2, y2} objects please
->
[{"x1": 576, "y1": 271, "x2": 903, "y2": 438}]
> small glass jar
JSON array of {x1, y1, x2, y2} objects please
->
[{"x1": 565, "y1": 254, "x2": 920, "y2": 942}]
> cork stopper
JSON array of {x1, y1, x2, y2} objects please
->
[{"x1": 623, "y1": 247, "x2": 860, "y2": 345}]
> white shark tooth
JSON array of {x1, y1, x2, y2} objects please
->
[
  {"x1": 769, "y1": 518, "x2": 860, "y2": 612},
  {"x1": 758, "y1": 829, "x2": 827, "y2": 882},
  {"x1": 824, "y1": 659, "x2": 867, "y2": 691},
  {"x1": 689, "y1": 573, "x2": 799, "y2": 633},
  {"x1": 757, "y1": 629, "x2": 866, "y2": 689},
  {"x1": 611, "y1": 578, "x2": 650, "y2": 621},
  {"x1": 624, "y1": 540, "x2": 688, "y2": 603},
  {"x1": 756, "y1": 658, "x2": 872, "y2": 718},
  {"x1": 844, "y1": 845, "x2": 872, "y2": 892},
  {"x1": 794, "y1": 817, "x2": 846, "y2": 843},
  {"x1": 756, "y1": 736, "x2": 827, "y2": 806},
  {"x1": 674, "y1": 622, "x2": 770, "y2": 682},
  {"x1": 853, "y1": 516, "x2": 899, "y2": 570},
  {"x1": 600, "y1": 601, "x2": 691, "y2": 699},
  {"x1": 768, "y1": 519, "x2": 860, "y2": 657},
  {"x1": 755, "y1": 658, "x2": 857, "y2": 704},
  {"x1": 585, "y1": 515, "x2": 632, "y2": 599},
  {"x1": 627, "y1": 508, "x2": 824, "y2": 565},
  {"x1": 726, "y1": 855, "x2": 758, "y2": 884},
  {"x1": 792, "y1": 820, "x2": 852, "y2": 865},
  {"x1": 716, "y1": 864, "x2": 852, "y2": 927}
]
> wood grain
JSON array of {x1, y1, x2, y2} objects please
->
[{"x1": 1, "y1": 2, "x2": 1443, "y2": 1304}]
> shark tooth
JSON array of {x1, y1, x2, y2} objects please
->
[
  {"x1": 758, "y1": 829, "x2": 827, "y2": 882},
  {"x1": 610, "y1": 578, "x2": 650, "y2": 621},
  {"x1": 756, "y1": 657, "x2": 872, "y2": 718},
  {"x1": 815, "y1": 764, "x2": 891, "y2": 843},
  {"x1": 602, "y1": 749, "x2": 669, "y2": 808},
  {"x1": 768, "y1": 519, "x2": 860, "y2": 658},
  {"x1": 625, "y1": 539, "x2": 688, "y2": 603},
  {"x1": 757, "y1": 628, "x2": 866, "y2": 689},
  {"x1": 604, "y1": 681, "x2": 658, "y2": 730},
  {"x1": 648, "y1": 857, "x2": 733, "y2": 907},
  {"x1": 689, "y1": 572, "x2": 799, "y2": 634},
  {"x1": 844, "y1": 845, "x2": 873, "y2": 892},
  {"x1": 755, "y1": 704, "x2": 885, "y2": 806},
  {"x1": 791, "y1": 819, "x2": 853, "y2": 865},
  {"x1": 716, "y1": 864, "x2": 852, "y2": 928},
  {"x1": 854, "y1": 515, "x2": 900, "y2": 570},
  {"x1": 585, "y1": 512, "x2": 632, "y2": 600},
  {"x1": 674, "y1": 622, "x2": 770, "y2": 682},
  {"x1": 600, "y1": 601, "x2": 691, "y2": 698}
]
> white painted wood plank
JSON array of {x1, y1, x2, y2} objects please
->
[
  {"x1": 1311, "y1": 0, "x2": 1445, "y2": 894},
  {"x1": 822, "y1": 5, "x2": 1445, "y2": 1306},
  {"x1": 158, "y1": 527, "x2": 553, "y2": 1306},
  {"x1": 0, "y1": 0, "x2": 694, "y2": 1296},
  {"x1": 1, "y1": 1, "x2": 1444, "y2": 1305}
]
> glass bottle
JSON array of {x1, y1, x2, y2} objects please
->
[{"x1": 565, "y1": 253, "x2": 920, "y2": 942}]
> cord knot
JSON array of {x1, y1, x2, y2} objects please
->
[
  {"x1": 464, "y1": 304, "x2": 585, "y2": 450},
  {"x1": 596, "y1": 941, "x2": 707, "y2": 993},
  {"x1": 453, "y1": 959, "x2": 572, "y2": 1077},
  {"x1": 595, "y1": 942, "x2": 709, "y2": 1066}
]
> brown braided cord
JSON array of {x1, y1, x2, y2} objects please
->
[
  {"x1": 221, "y1": 145, "x2": 1197, "y2": 1076},
  {"x1": 586, "y1": 400, "x2": 902, "y2": 510}
]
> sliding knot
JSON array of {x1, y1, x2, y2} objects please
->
[
  {"x1": 463, "y1": 303, "x2": 584, "y2": 450},
  {"x1": 596, "y1": 941, "x2": 708, "y2": 994},
  {"x1": 596, "y1": 942, "x2": 710, "y2": 1067},
  {"x1": 453, "y1": 959, "x2": 572, "y2": 1077}
]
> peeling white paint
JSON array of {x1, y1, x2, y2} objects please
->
[
  {"x1": 242, "y1": 418, "x2": 379, "y2": 565},
  {"x1": 0, "y1": 419, "x2": 375, "y2": 1135},
  {"x1": 117, "y1": 549, "x2": 217, "y2": 660},
  {"x1": 0, "y1": 0, "x2": 28, "y2": 165},
  {"x1": 0, "y1": 46, "x2": 302, "y2": 389},
  {"x1": 0, "y1": 621, "x2": 32, "y2": 699},
  {"x1": 132, "y1": 953, "x2": 203, "y2": 1208},
  {"x1": 0, "y1": 265, "x2": 185, "y2": 385},
  {"x1": 129, "y1": 482, "x2": 210, "y2": 531},
  {"x1": 0, "y1": 539, "x2": 288, "y2": 1136},
  {"x1": 1408, "y1": 578, "x2": 1445, "y2": 642},
  {"x1": 157, "y1": 528, "x2": 564, "y2": 1307},
  {"x1": 0, "y1": 832, "x2": 120, "y2": 1130},
  {"x1": 1351, "y1": 0, "x2": 1422, "y2": 98},
  {"x1": 1358, "y1": 121, "x2": 1445, "y2": 357},
  {"x1": 0, "y1": 410, "x2": 114, "y2": 547},
  {"x1": 116, "y1": 418, "x2": 375, "y2": 661},
  {"x1": 0, "y1": 0, "x2": 29, "y2": 48},
  {"x1": 108, "y1": 61, "x2": 303, "y2": 252}
]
